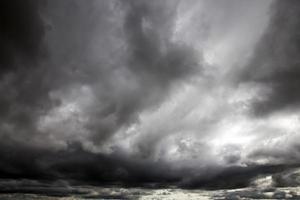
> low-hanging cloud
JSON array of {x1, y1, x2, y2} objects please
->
[{"x1": 2, "y1": 0, "x2": 300, "y2": 192}]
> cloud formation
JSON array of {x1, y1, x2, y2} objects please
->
[
  {"x1": 241, "y1": 0, "x2": 300, "y2": 116},
  {"x1": 2, "y1": 0, "x2": 300, "y2": 191}
]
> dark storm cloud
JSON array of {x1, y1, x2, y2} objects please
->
[
  {"x1": 179, "y1": 164, "x2": 298, "y2": 189},
  {"x1": 248, "y1": 142, "x2": 300, "y2": 165},
  {"x1": 2, "y1": 132, "x2": 294, "y2": 190},
  {"x1": 0, "y1": 137, "x2": 182, "y2": 189},
  {"x1": 0, "y1": 0, "x2": 46, "y2": 72},
  {"x1": 240, "y1": 0, "x2": 300, "y2": 116},
  {"x1": 0, "y1": 0, "x2": 202, "y2": 190},
  {"x1": 123, "y1": 0, "x2": 197, "y2": 84},
  {"x1": 1, "y1": 137, "x2": 298, "y2": 191},
  {"x1": 40, "y1": 0, "x2": 199, "y2": 146},
  {"x1": 0, "y1": 0, "x2": 54, "y2": 149},
  {"x1": 0, "y1": 179, "x2": 89, "y2": 197},
  {"x1": 89, "y1": 0, "x2": 199, "y2": 144},
  {"x1": 1, "y1": 0, "x2": 296, "y2": 192},
  {"x1": 0, "y1": 0, "x2": 199, "y2": 144}
]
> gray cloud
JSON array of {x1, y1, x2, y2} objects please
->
[
  {"x1": 0, "y1": 0, "x2": 46, "y2": 72},
  {"x1": 240, "y1": 0, "x2": 300, "y2": 116},
  {"x1": 0, "y1": 0, "x2": 202, "y2": 188},
  {"x1": 0, "y1": 0, "x2": 200, "y2": 146},
  {"x1": 2, "y1": 0, "x2": 300, "y2": 192}
]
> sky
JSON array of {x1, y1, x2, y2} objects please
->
[{"x1": 1, "y1": 0, "x2": 300, "y2": 193}]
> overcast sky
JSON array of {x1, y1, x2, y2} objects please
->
[{"x1": 1, "y1": 0, "x2": 300, "y2": 190}]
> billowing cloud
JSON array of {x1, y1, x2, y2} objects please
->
[{"x1": 2, "y1": 0, "x2": 300, "y2": 192}]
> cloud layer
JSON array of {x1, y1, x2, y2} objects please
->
[{"x1": 1, "y1": 0, "x2": 300, "y2": 190}]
